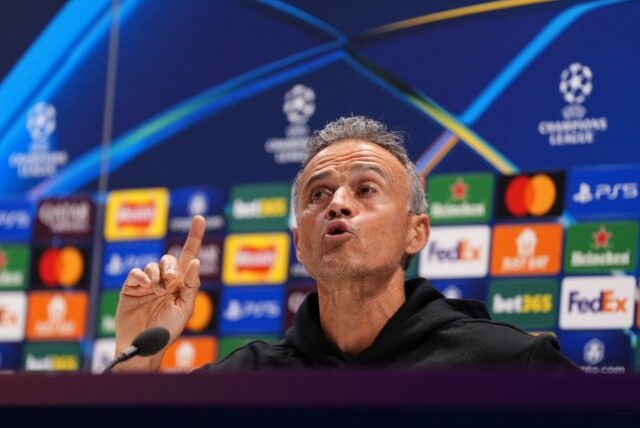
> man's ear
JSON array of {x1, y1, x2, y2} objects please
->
[
  {"x1": 406, "y1": 213, "x2": 430, "y2": 256},
  {"x1": 292, "y1": 227, "x2": 304, "y2": 263}
]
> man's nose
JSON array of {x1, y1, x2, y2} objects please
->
[{"x1": 326, "y1": 187, "x2": 353, "y2": 219}]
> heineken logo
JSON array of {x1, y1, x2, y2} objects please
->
[
  {"x1": 0, "y1": 245, "x2": 29, "y2": 289},
  {"x1": 427, "y1": 173, "x2": 493, "y2": 224},
  {"x1": 592, "y1": 225, "x2": 611, "y2": 249},
  {"x1": 450, "y1": 178, "x2": 469, "y2": 200},
  {"x1": 564, "y1": 221, "x2": 637, "y2": 274}
]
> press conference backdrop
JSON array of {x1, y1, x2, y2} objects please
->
[{"x1": 0, "y1": 0, "x2": 638, "y2": 374}]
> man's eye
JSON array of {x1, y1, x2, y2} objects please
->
[
  {"x1": 311, "y1": 189, "x2": 326, "y2": 202},
  {"x1": 358, "y1": 185, "x2": 375, "y2": 195}
]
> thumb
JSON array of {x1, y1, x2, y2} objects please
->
[{"x1": 180, "y1": 259, "x2": 201, "y2": 306}]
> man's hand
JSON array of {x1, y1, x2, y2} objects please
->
[{"x1": 113, "y1": 215, "x2": 205, "y2": 371}]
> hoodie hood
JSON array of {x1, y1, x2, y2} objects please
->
[{"x1": 286, "y1": 278, "x2": 491, "y2": 367}]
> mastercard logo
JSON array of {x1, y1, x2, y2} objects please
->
[
  {"x1": 186, "y1": 291, "x2": 214, "y2": 332},
  {"x1": 37, "y1": 247, "x2": 84, "y2": 287},
  {"x1": 500, "y1": 173, "x2": 564, "y2": 218}
]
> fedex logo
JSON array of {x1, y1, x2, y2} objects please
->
[
  {"x1": 568, "y1": 290, "x2": 627, "y2": 314},
  {"x1": 567, "y1": 165, "x2": 640, "y2": 218},
  {"x1": 560, "y1": 276, "x2": 635, "y2": 330},
  {"x1": 419, "y1": 226, "x2": 490, "y2": 279},
  {"x1": 426, "y1": 240, "x2": 481, "y2": 262}
]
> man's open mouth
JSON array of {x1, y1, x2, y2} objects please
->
[{"x1": 325, "y1": 222, "x2": 349, "y2": 236}]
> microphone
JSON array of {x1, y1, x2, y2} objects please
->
[{"x1": 103, "y1": 326, "x2": 171, "y2": 372}]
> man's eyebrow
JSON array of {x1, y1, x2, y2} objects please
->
[
  {"x1": 350, "y1": 163, "x2": 390, "y2": 180},
  {"x1": 302, "y1": 170, "x2": 332, "y2": 193}
]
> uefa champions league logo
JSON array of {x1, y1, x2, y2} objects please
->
[
  {"x1": 537, "y1": 62, "x2": 607, "y2": 146},
  {"x1": 283, "y1": 84, "x2": 316, "y2": 125},
  {"x1": 9, "y1": 100, "x2": 69, "y2": 178},
  {"x1": 26, "y1": 102, "x2": 57, "y2": 147},
  {"x1": 559, "y1": 63, "x2": 592, "y2": 105},
  {"x1": 559, "y1": 63, "x2": 592, "y2": 120},
  {"x1": 265, "y1": 84, "x2": 317, "y2": 164}
]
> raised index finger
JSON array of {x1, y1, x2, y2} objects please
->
[{"x1": 178, "y1": 215, "x2": 205, "y2": 272}]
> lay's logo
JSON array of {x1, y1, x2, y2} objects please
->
[
  {"x1": 223, "y1": 233, "x2": 289, "y2": 285},
  {"x1": 236, "y1": 245, "x2": 276, "y2": 274},
  {"x1": 116, "y1": 201, "x2": 156, "y2": 228},
  {"x1": 105, "y1": 188, "x2": 168, "y2": 241}
]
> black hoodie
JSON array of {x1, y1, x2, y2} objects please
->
[{"x1": 203, "y1": 278, "x2": 577, "y2": 371}]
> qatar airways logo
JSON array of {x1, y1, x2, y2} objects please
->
[
  {"x1": 37, "y1": 200, "x2": 92, "y2": 235},
  {"x1": 559, "y1": 276, "x2": 635, "y2": 329},
  {"x1": 419, "y1": 226, "x2": 490, "y2": 279}
]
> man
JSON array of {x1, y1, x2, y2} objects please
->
[{"x1": 114, "y1": 116, "x2": 576, "y2": 371}]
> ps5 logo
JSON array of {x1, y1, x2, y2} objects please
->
[{"x1": 573, "y1": 182, "x2": 638, "y2": 204}]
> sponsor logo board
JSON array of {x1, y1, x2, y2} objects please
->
[
  {"x1": 97, "y1": 291, "x2": 119, "y2": 337},
  {"x1": 32, "y1": 245, "x2": 90, "y2": 289},
  {"x1": 496, "y1": 172, "x2": 564, "y2": 219},
  {"x1": 566, "y1": 165, "x2": 640, "y2": 218},
  {"x1": 227, "y1": 183, "x2": 290, "y2": 232},
  {"x1": 101, "y1": 241, "x2": 163, "y2": 288},
  {"x1": 168, "y1": 187, "x2": 226, "y2": 233},
  {"x1": 0, "y1": 292, "x2": 27, "y2": 341},
  {"x1": 431, "y1": 280, "x2": 488, "y2": 301},
  {"x1": 22, "y1": 343, "x2": 81, "y2": 371},
  {"x1": 166, "y1": 237, "x2": 223, "y2": 285},
  {"x1": 26, "y1": 292, "x2": 88, "y2": 340},
  {"x1": 0, "y1": 343, "x2": 22, "y2": 370},
  {"x1": 184, "y1": 290, "x2": 217, "y2": 334},
  {"x1": 427, "y1": 173, "x2": 494, "y2": 224},
  {"x1": 559, "y1": 276, "x2": 635, "y2": 330},
  {"x1": 219, "y1": 286, "x2": 284, "y2": 335},
  {"x1": 419, "y1": 226, "x2": 490, "y2": 279},
  {"x1": 490, "y1": 224, "x2": 562, "y2": 276},
  {"x1": 222, "y1": 233, "x2": 289, "y2": 285},
  {"x1": 488, "y1": 279, "x2": 558, "y2": 329},
  {"x1": 0, "y1": 244, "x2": 30, "y2": 289},
  {"x1": 35, "y1": 197, "x2": 94, "y2": 240},
  {"x1": 558, "y1": 332, "x2": 629, "y2": 374},
  {"x1": 161, "y1": 337, "x2": 217, "y2": 371},
  {"x1": 218, "y1": 336, "x2": 278, "y2": 361},
  {"x1": 91, "y1": 338, "x2": 116, "y2": 373},
  {"x1": 564, "y1": 221, "x2": 638, "y2": 274},
  {"x1": 284, "y1": 285, "x2": 314, "y2": 330},
  {"x1": 0, "y1": 201, "x2": 34, "y2": 241},
  {"x1": 104, "y1": 188, "x2": 169, "y2": 241}
]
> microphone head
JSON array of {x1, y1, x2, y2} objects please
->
[{"x1": 131, "y1": 327, "x2": 171, "y2": 357}]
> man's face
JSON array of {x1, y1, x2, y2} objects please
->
[{"x1": 293, "y1": 140, "x2": 428, "y2": 284}]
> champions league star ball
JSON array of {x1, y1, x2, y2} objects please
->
[
  {"x1": 283, "y1": 84, "x2": 316, "y2": 125},
  {"x1": 559, "y1": 63, "x2": 593, "y2": 105},
  {"x1": 26, "y1": 101, "x2": 57, "y2": 144}
]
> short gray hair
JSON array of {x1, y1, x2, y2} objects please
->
[{"x1": 293, "y1": 115, "x2": 427, "y2": 216}]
